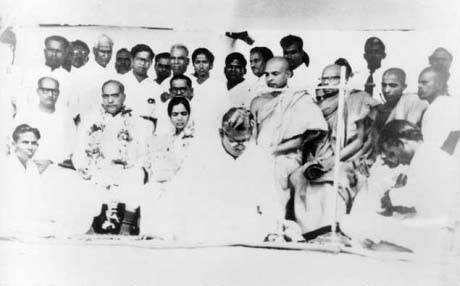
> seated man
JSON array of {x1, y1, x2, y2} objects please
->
[
  {"x1": 73, "y1": 80, "x2": 150, "y2": 189},
  {"x1": 0, "y1": 124, "x2": 101, "y2": 237},
  {"x1": 142, "y1": 108, "x2": 284, "y2": 242},
  {"x1": 341, "y1": 120, "x2": 460, "y2": 255},
  {"x1": 251, "y1": 57, "x2": 328, "y2": 208}
]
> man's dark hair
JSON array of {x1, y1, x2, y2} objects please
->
[
  {"x1": 225, "y1": 52, "x2": 247, "y2": 67},
  {"x1": 280, "y1": 35, "x2": 303, "y2": 50},
  {"x1": 334, "y1": 58, "x2": 353, "y2": 80},
  {"x1": 192, "y1": 48, "x2": 215, "y2": 65},
  {"x1": 250, "y1": 46, "x2": 274, "y2": 62},
  {"x1": 102, "y1": 79, "x2": 125, "y2": 94},
  {"x1": 130, "y1": 44, "x2": 154, "y2": 60},
  {"x1": 378, "y1": 120, "x2": 423, "y2": 151},
  {"x1": 12, "y1": 124, "x2": 41, "y2": 142},
  {"x1": 116, "y1": 48, "x2": 131, "y2": 56},
  {"x1": 155, "y1": 52, "x2": 170, "y2": 63},
  {"x1": 383, "y1": 68, "x2": 407, "y2": 84},
  {"x1": 44, "y1": 35, "x2": 69, "y2": 50},
  {"x1": 167, "y1": 96, "x2": 191, "y2": 117},
  {"x1": 71, "y1": 40, "x2": 89, "y2": 53},
  {"x1": 364, "y1": 37, "x2": 386, "y2": 53},
  {"x1": 170, "y1": 74, "x2": 192, "y2": 88},
  {"x1": 280, "y1": 35, "x2": 310, "y2": 67}
]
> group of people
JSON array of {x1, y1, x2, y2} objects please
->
[{"x1": 1, "y1": 31, "x2": 459, "y2": 254}]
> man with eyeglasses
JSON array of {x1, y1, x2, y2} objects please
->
[
  {"x1": 13, "y1": 76, "x2": 76, "y2": 165},
  {"x1": 70, "y1": 40, "x2": 90, "y2": 70},
  {"x1": 149, "y1": 107, "x2": 283, "y2": 242}
]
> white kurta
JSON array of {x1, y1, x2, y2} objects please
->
[{"x1": 227, "y1": 78, "x2": 255, "y2": 109}]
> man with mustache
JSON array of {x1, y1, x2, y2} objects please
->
[{"x1": 225, "y1": 52, "x2": 254, "y2": 108}]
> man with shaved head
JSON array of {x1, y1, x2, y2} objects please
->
[
  {"x1": 429, "y1": 47, "x2": 453, "y2": 74},
  {"x1": 250, "y1": 56, "x2": 328, "y2": 212},
  {"x1": 417, "y1": 66, "x2": 460, "y2": 148},
  {"x1": 374, "y1": 68, "x2": 428, "y2": 131}
]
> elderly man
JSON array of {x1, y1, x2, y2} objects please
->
[
  {"x1": 92, "y1": 34, "x2": 113, "y2": 69},
  {"x1": 153, "y1": 52, "x2": 171, "y2": 85},
  {"x1": 13, "y1": 76, "x2": 76, "y2": 166},
  {"x1": 280, "y1": 35, "x2": 313, "y2": 91},
  {"x1": 144, "y1": 107, "x2": 284, "y2": 242},
  {"x1": 73, "y1": 80, "x2": 151, "y2": 189},
  {"x1": 417, "y1": 66, "x2": 460, "y2": 148},
  {"x1": 159, "y1": 44, "x2": 191, "y2": 91},
  {"x1": 43, "y1": 35, "x2": 70, "y2": 72},
  {"x1": 251, "y1": 57, "x2": 328, "y2": 209},
  {"x1": 225, "y1": 52, "x2": 254, "y2": 108},
  {"x1": 114, "y1": 48, "x2": 132, "y2": 75},
  {"x1": 70, "y1": 40, "x2": 90, "y2": 69}
]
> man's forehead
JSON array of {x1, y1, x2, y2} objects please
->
[
  {"x1": 225, "y1": 131, "x2": 251, "y2": 141},
  {"x1": 284, "y1": 44, "x2": 301, "y2": 52},
  {"x1": 382, "y1": 73, "x2": 402, "y2": 83},
  {"x1": 103, "y1": 83, "x2": 121, "y2": 93},
  {"x1": 117, "y1": 51, "x2": 130, "y2": 58},
  {"x1": 322, "y1": 65, "x2": 340, "y2": 76},
  {"x1": 171, "y1": 48, "x2": 187, "y2": 57},
  {"x1": 40, "y1": 78, "x2": 58, "y2": 89},
  {"x1": 228, "y1": 59, "x2": 243, "y2": 67},
  {"x1": 97, "y1": 44, "x2": 112, "y2": 51},
  {"x1": 194, "y1": 54, "x2": 209, "y2": 61},
  {"x1": 46, "y1": 40, "x2": 65, "y2": 49},
  {"x1": 171, "y1": 79, "x2": 188, "y2": 87}
]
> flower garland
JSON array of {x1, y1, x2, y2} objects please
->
[{"x1": 83, "y1": 106, "x2": 136, "y2": 172}]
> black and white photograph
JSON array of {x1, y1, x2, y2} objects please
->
[{"x1": 0, "y1": 0, "x2": 459, "y2": 285}]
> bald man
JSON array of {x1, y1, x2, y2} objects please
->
[
  {"x1": 374, "y1": 68, "x2": 428, "y2": 131},
  {"x1": 250, "y1": 57, "x2": 328, "y2": 210},
  {"x1": 429, "y1": 47, "x2": 453, "y2": 73},
  {"x1": 417, "y1": 66, "x2": 460, "y2": 148}
]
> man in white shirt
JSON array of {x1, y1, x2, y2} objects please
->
[
  {"x1": 280, "y1": 34, "x2": 313, "y2": 92},
  {"x1": 14, "y1": 76, "x2": 76, "y2": 165},
  {"x1": 225, "y1": 52, "x2": 253, "y2": 108},
  {"x1": 120, "y1": 44, "x2": 160, "y2": 130},
  {"x1": 159, "y1": 44, "x2": 191, "y2": 91},
  {"x1": 248, "y1": 46, "x2": 273, "y2": 96},
  {"x1": 153, "y1": 52, "x2": 171, "y2": 85},
  {"x1": 417, "y1": 66, "x2": 460, "y2": 148}
]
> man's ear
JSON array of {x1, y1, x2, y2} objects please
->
[
  {"x1": 382, "y1": 52, "x2": 387, "y2": 60},
  {"x1": 185, "y1": 57, "x2": 190, "y2": 67},
  {"x1": 209, "y1": 63, "x2": 214, "y2": 70},
  {"x1": 243, "y1": 67, "x2": 247, "y2": 75},
  {"x1": 218, "y1": 128, "x2": 224, "y2": 138},
  {"x1": 287, "y1": 70, "x2": 293, "y2": 78}
]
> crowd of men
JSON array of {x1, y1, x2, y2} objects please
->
[{"x1": 1, "y1": 32, "x2": 459, "y2": 254}]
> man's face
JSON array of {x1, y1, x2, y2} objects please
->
[
  {"x1": 381, "y1": 141, "x2": 413, "y2": 168},
  {"x1": 364, "y1": 40, "x2": 386, "y2": 72},
  {"x1": 282, "y1": 44, "x2": 303, "y2": 70},
  {"x1": 418, "y1": 70, "x2": 442, "y2": 102},
  {"x1": 132, "y1": 51, "x2": 152, "y2": 77},
  {"x1": 115, "y1": 51, "x2": 132, "y2": 74},
  {"x1": 37, "y1": 78, "x2": 59, "y2": 108},
  {"x1": 264, "y1": 60, "x2": 291, "y2": 88},
  {"x1": 429, "y1": 50, "x2": 452, "y2": 72},
  {"x1": 14, "y1": 131, "x2": 39, "y2": 162},
  {"x1": 224, "y1": 59, "x2": 246, "y2": 82},
  {"x1": 170, "y1": 79, "x2": 193, "y2": 100},
  {"x1": 381, "y1": 73, "x2": 406, "y2": 104},
  {"x1": 102, "y1": 82, "x2": 126, "y2": 115},
  {"x1": 250, "y1": 52, "x2": 266, "y2": 77},
  {"x1": 320, "y1": 65, "x2": 341, "y2": 95},
  {"x1": 221, "y1": 131, "x2": 251, "y2": 158},
  {"x1": 193, "y1": 54, "x2": 213, "y2": 79},
  {"x1": 71, "y1": 46, "x2": 89, "y2": 68},
  {"x1": 170, "y1": 48, "x2": 189, "y2": 76},
  {"x1": 44, "y1": 39, "x2": 67, "y2": 69},
  {"x1": 155, "y1": 58, "x2": 171, "y2": 80},
  {"x1": 94, "y1": 44, "x2": 113, "y2": 68}
]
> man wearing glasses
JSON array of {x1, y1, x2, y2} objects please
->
[{"x1": 13, "y1": 76, "x2": 76, "y2": 166}]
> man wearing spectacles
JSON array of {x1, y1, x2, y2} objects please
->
[{"x1": 13, "y1": 76, "x2": 76, "y2": 166}]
